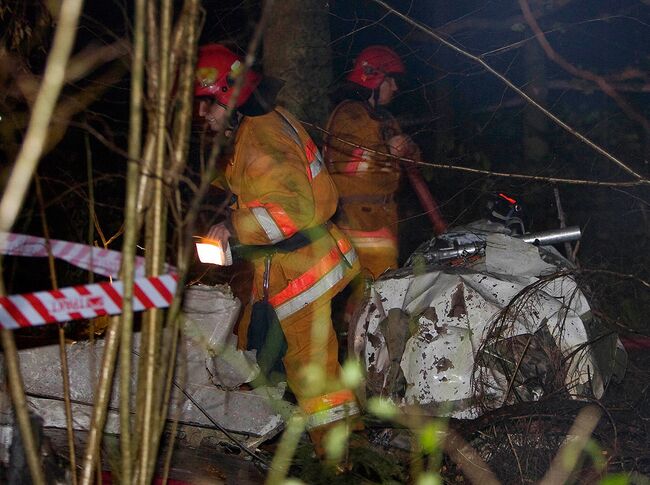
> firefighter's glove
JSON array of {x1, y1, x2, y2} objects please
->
[{"x1": 388, "y1": 134, "x2": 418, "y2": 158}]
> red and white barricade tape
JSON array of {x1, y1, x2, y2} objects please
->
[
  {"x1": 0, "y1": 231, "x2": 165, "y2": 278},
  {"x1": 0, "y1": 273, "x2": 179, "y2": 329},
  {"x1": 0, "y1": 232, "x2": 180, "y2": 329}
]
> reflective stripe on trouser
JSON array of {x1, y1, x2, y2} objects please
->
[
  {"x1": 283, "y1": 300, "x2": 360, "y2": 454},
  {"x1": 343, "y1": 226, "x2": 397, "y2": 250},
  {"x1": 269, "y1": 238, "x2": 357, "y2": 321},
  {"x1": 300, "y1": 389, "x2": 360, "y2": 430},
  {"x1": 341, "y1": 227, "x2": 398, "y2": 324}
]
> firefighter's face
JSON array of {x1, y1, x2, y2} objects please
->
[
  {"x1": 198, "y1": 99, "x2": 228, "y2": 133},
  {"x1": 377, "y1": 76, "x2": 398, "y2": 105}
]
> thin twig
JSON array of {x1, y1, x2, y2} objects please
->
[
  {"x1": 307, "y1": 122, "x2": 649, "y2": 188},
  {"x1": 580, "y1": 268, "x2": 650, "y2": 290},
  {"x1": 35, "y1": 174, "x2": 78, "y2": 485},
  {"x1": 118, "y1": 0, "x2": 146, "y2": 482},
  {"x1": 505, "y1": 428, "x2": 525, "y2": 484},
  {"x1": 138, "y1": 0, "x2": 174, "y2": 480},
  {"x1": 518, "y1": 0, "x2": 650, "y2": 137},
  {"x1": 539, "y1": 405, "x2": 602, "y2": 485},
  {"x1": 443, "y1": 428, "x2": 501, "y2": 485},
  {"x1": 79, "y1": 316, "x2": 121, "y2": 485},
  {"x1": 153, "y1": 2, "x2": 201, "y2": 479},
  {"x1": 0, "y1": 0, "x2": 84, "y2": 229},
  {"x1": 369, "y1": 0, "x2": 648, "y2": 183},
  {"x1": 554, "y1": 187, "x2": 576, "y2": 264},
  {"x1": 503, "y1": 334, "x2": 533, "y2": 406}
]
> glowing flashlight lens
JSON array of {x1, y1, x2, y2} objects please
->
[{"x1": 196, "y1": 241, "x2": 225, "y2": 265}]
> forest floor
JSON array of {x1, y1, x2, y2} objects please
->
[{"x1": 2, "y1": 342, "x2": 648, "y2": 484}]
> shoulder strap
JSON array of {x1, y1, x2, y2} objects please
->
[{"x1": 274, "y1": 108, "x2": 304, "y2": 149}]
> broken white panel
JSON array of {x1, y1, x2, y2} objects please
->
[
  {"x1": 17, "y1": 385, "x2": 289, "y2": 438},
  {"x1": 173, "y1": 383, "x2": 290, "y2": 437},
  {"x1": 0, "y1": 424, "x2": 12, "y2": 464},
  {"x1": 485, "y1": 233, "x2": 557, "y2": 282},
  {"x1": 352, "y1": 227, "x2": 616, "y2": 419},
  {"x1": 182, "y1": 284, "x2": 258, "y2": 389},
  {"x1": 401, "y1": 274, "x2": 503, "y2": 416}
]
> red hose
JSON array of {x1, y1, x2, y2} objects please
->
[{"x1": 404, "y1": 162, "x2": 447, "y2": 235}]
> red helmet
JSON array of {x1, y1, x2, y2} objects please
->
[
  {"x1": 347, "y1": 45, "x2": 405, "y2": 89},
  {"x1": 194, "y1": 44, "x2": 262, "y2": 107}
]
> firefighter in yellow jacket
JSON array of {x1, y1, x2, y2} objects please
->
[
  {"x1": 194, "y1": 44, "x2": 360, "y2": 451},
  {"x1": 324, "y1": 45, "x2": 446, "y2": 323}
]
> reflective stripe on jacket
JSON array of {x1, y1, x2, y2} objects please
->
[{"x1": 225, "y1": 107, "x2": 336, "y2": 246}]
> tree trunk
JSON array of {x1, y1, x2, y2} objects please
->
[{"x1": 263, "y1": 0, "x2": 331, "y2": 141}]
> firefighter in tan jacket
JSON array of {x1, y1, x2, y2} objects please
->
[
  {"x1": 325, "y1": 45, "x2": 447, "y2": 323},
  {"x1": 194, "y1": 44, "x2": 360, "y2": 452}
]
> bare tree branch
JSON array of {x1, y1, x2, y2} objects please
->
[
  {"x1": 518, "y1": 0, "x2": 650, "y2": 137},
  {"x1": 407, "y1": 0, "x2": 574, "y2": 38},
  {"x1": 308, "y1": 122, "x2": 648, "y2": 188},
  {"x1": 369, "y1": 0, "x2": 648, "y2": 184},
  {"x1": 1, "y1": 39, "x2": 128, "y2": 104}
]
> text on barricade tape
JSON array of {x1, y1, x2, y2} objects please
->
[
  {"x1": 0, "y1": 273, "x2": 179, "y2": 329},
  {"x1": 0, "y1": 232, "x2": 174, "y2": 278}
]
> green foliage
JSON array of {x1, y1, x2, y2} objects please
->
[
  {"x1": 416, "y1": 471, "x2": 442, "y2": 485},
  {"x1": 367, "y1": 397, "x2": 399, "y2": 420},
  {"x1": 324, "y1": 422, "x2": 351, "y2": 464},
  {"x1": 600, "y1": 474, "x2": 631, "y2": 485},
  {"x1": 418, "y1": 421, "x2": 445, "y2": 456},
  {"x1": 341, "y1": 359, "x2": 364, "y2": 389},
  {"x1": 584, "y1": 438, "x2": 607, "y2": 472}
]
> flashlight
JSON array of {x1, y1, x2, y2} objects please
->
[{"x1": 194, "y1": 237, "x2": 233, "y2": 266}]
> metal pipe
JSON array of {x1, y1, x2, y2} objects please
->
[
  {"x1": 518, "y1": 226, "x2": 581, "y2": 246},
  {"x1": 423, "y1": 226, "x2": 582, "y2": 265},
  {"x1": 429, "y1": 243, "x2": 485, "y2": 262}
]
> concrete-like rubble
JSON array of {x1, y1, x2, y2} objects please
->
[{"x1": 0, "y1": 284, "x2": 290, "y2": 462}]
